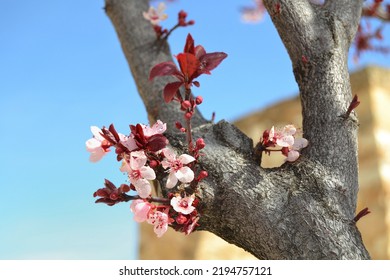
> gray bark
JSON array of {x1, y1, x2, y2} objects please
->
[{"x1": 105, "y1": 0, "x2": 370, "y2": 259}]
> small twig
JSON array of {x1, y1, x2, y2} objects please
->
[{"x1": 354, "y1": 207, "x2": 371, "y2": 223}]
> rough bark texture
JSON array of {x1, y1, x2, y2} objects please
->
[{"x1": 105, "y1": 0, "x2": 370, "y2": 259}]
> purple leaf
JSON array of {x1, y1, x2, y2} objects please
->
[{"x1": 149, "y1": 61, "x2": 181, "y2": 80}]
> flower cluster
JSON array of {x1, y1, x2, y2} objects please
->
[
  {"x1": 87, "y1": 34, "x2": 224, "y2": 238},
  {"x1": 130, "y1": 193, "x2": 199, "y2": 237},
  {"x1": 86, "y1": 120, "x2": 206, "y2": 237},
  {"x1": 143, "y1": 2, "x2": 194, "y2": 39},
  {"x1": 256, "y1": 125, "x2": 308, "y2": 162}
]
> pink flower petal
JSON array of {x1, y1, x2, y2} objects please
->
[
  {"x1": 286, "y1": 150, "x2": 300, "y2": 162},
  {"x1": 140, "y1": 166, "x2": 156, "y2": 180},
  {"x1": 293, "y1": 138, "x2": 309, "y2": 150},
  {"x1": 166, "y1": 172, "x2": 178, "y2": 189},
  {"x1": 178, "y1": 154, "x2": 195, "y2": 165},
  {"x1": 135, "y1": 180, "x2": 152, "y2": 198},
  {"x1": 176, "y1": 166, "x2": 194, "y2": 183},
  {"x1": 276, "y1": 135, "x2": 294, "y2": 147}
]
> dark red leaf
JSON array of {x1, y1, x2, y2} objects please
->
[
  {"x1": 147, "y1": 134, "x2": 169, "y2": 152},
  {"x1": 199, "y1": 52, "x2": 227, "y2": 73},
  {"x1": 183, "y1": 33, "x2": 195, "y2": 54},
  {"x1": 163, "y1": 81, "x2": 183, "y2": 103},
  {"x1": 149, "y1": 61, "x2": 181, "y2": 80},
  {"x1": 108, "y1": 124, "x2": 120, "y2": 142},
  {"x1": 194, "y1": 45, "x2": 206, "y2": 59},
  {"x1": 177, "y1": 53, "x2": 200, "y2": 80},
  {"x1": 104, "y1": 179, "x2": 116, "y2": 191}
]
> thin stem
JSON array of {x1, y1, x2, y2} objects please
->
[
  {"x1": 184, "y1": 88, "x2": 194, "y2": 153},
  {"x1": 122, "y1": 194, "x2": 170, "y2": 204}
]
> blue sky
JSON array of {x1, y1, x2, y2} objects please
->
[{"x1": 1, "y1": 0, "x2": 389, "y2": 260}]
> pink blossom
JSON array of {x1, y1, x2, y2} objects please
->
[
  {"x1": 121, "y1": 151, "x2": 156, "y2": 198},
  {"x1": 286, "y1": 138, "x2": 309, "y2": 162},
  {"x1": 142, "y1": 120, "x2": 167, "y2": 137},
  {"x1": 147, "y1": 210, "x2": 169, "y2": 238},
  {"x1": 171, "y1": 194, "x2": 196, "y2": 215},
  {"x1": 241, "y1": 0, "x2": 266, "y2": 23},
  {"x1": 85, "y1": 126, "x2": 110, "y2": 162},
  {"x1": 130, "y1": 199, "x2": 152, "y2": 223},
  {"x1": 161, "y1": 148, "x2": 195, "y2": 188},
  {"x1": 275, "y1": 125, "x2": 296, "y2": 147},
  {"x1": 119, "y1": 133, "x2": 138, "y2": 152},
  {"x1": 143, "y1": 3, "x2": 168, "y2": 25}
]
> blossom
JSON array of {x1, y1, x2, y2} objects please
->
[
  {"x1": 275, "y1": 125, "x2": 296, "y2": 147},
  {"x1": 130, "y1": 199, "x2": 152, "y2": 223},
  {"x1": 141, "y1": 120, "x2": 167, "y2": 137},
  {"x1": 118, "y1": 133, "x2": 138, "y2": 152},
  {"x1": 121, "y1": 151, "x2": 156, "y2": 198},
  {"x1": 284, "y1": 138, "x2": 309, "y2": 162},
  {"x1": 130, "y1": 122, "x2": 168, "y2": 152},
  {"x1": 274, "y1": 125, "x2": 308, "y2": 162},
  {"x1": 86, "y1": 126, "x2": 111, "y2": 162},
  {"x1": 161, "y1": 148, "x2": 196, "y2": 188},
  {"x1": 147, "y1": 210, "x2": 169, "y2": 237},
  {"x1": 241, "y1": 0, "x2": 266, "y2": 23},
  {"x1": 143, "y1": 2, "x2": 168, "y2": 25},
  {"x1": 171, "y1": 194, "x2": 196, "y2": 215},
  {"x1": 260, "y1": 125, "x2": 308, "y2": 162}
]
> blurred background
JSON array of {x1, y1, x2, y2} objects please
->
[{"x1": 1, "y1": 0, "x2": 389, "y2": 259}]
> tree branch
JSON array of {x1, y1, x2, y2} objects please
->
[{"x1": 104, "y1": 0, "x2": 370, "y2": 259}]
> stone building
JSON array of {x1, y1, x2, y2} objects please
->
[{"x1": 139, "y1": 65, "x2": 390, "y2": 260}]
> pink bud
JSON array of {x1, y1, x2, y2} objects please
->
[
  {"x1": 185, "y1": 112, "x2": 192, "y2": 120},
  {"x1": 195, "y1": 96, "x2": 203, "y2": 105},
  {"x1": 175, "y1": 121, "x2": 183, "y2": 129},
  {"x1": 176, "y1": 214, "x2": 188, "y2": 225},
  {"x1": 182, "y1": 100, "x2": 191, "y2": 109},
  {"x1": 196, "y1": 170, "x2": 208, "y2": 181},
  {"x1": 149, "y1": 160, "x2": 159, "y2": 169},
  {"x1": 178, "y1": 10, "x2": 187, "y2": 19},
  {"x1": 195, "y1": 138, "x2": 206, "y2": 150},
  {"x1": 187, "y1": 20, "x2": 195, "y2": 26}
]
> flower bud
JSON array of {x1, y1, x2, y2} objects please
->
[
  {"x1": 149, "y1": 160, "x2": 159, "y2": 169},
  {"x1": 195, "y1": 96, "x2": 203, "y2": 105},
  {"x1": 196, "y1": 170, "x2": 208, "y2": 181},
  {"x1": 195, "y1": 138, "x2": 206, "y2": 150},
  {"x1": 185, "y1": 112, "x2": 192, "y2": 120},
  {"x1": 182, "y1": 100, "x2": 191, "y2": 109},
  {"x1": 175, "y1": 121, "x2": 183, "y2": 130}
]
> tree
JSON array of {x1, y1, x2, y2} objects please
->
[{"x1": 96, "y1": 0, "x2": 385, "y2": 259}]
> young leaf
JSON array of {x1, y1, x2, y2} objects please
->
[
  {"x1": 164, "y1": 81, "x2": 183, "y2": 103},
  {"x1": 199, "y1": 52, "x2": 228, "y2": 73},
  {"x1": 183, "y1": 33, "x2": 195, "y2": 54},
  {"x1": 149, "y1": 61, "x2": 181, "y2": 80},
  {"x1": 177, "y1": 53, "x2": 200, "y2": 80}
]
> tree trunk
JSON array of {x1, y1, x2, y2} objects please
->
[{"x1": 104, "y1": 0, "x2": 370, "y2": 259}]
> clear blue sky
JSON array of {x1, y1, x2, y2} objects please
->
[{"x1": 1, "y1": 0, "x2": 389, "y2": 260}]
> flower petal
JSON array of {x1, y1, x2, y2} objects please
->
[
  {"x1": 176, "y1": 166, "x2": 194, "y2": 183},
  {"x1": 135, "y1": 180, "x2": 152, "y2": 198},
  {"x1": 178, "y1": 154, "x2": 195, "y2": 164},
  {"x1": 140, "y1": 166, "x2": 156, "y2": 180},
  {"x1": 286, "y1": 150, "x2": 300, "y2": 162},
  {"x1": 166, "y1": 172, "x2": 178, "y2": 189},
  {"x1": 293, "y1": 138, "x2": 309, "y2": 150}
]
